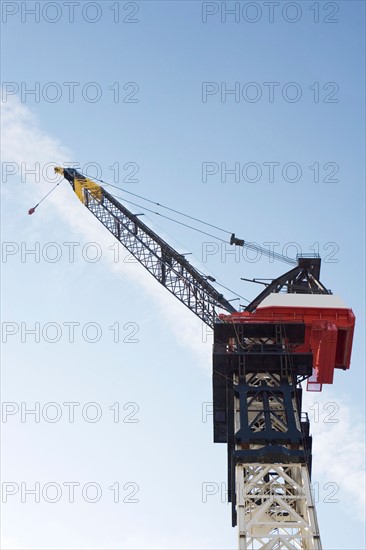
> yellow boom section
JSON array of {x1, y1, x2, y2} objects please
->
[{"x1": 54, "y1": 167, "x2": 102, "y2": 203}]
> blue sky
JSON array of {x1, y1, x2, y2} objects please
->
[{"x1": 1, "y1": 1, "x2": 365, "y2": 549}]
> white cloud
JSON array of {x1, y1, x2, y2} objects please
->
[
  {"x1": 1, "y1": 97, "x2": 211, "y2": 367},
  {"x1": 303, "y1": 389, "x2": 366, "y2": 521}
]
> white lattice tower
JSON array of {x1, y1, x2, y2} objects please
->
[
  {"x1": 236, "y1": 463, "x2": 321, "y2": 549},
  {"x1": 234, "y1": 373, "x2": 321, "y2": 549}
]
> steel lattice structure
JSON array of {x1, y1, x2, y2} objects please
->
[
  {"x1": 236, "y1": 463, "x2": 321, "y2": 550},
  {"x1": 60, "y1": 168, "x2": 236, "y2": 327}
]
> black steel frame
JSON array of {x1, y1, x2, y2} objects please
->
[
  {"x1": 245, "y1": 256, "x2": 331, "y2": 312},
  {"x1": 213, "y1": 321, "x2": 314, "y2": 527}
]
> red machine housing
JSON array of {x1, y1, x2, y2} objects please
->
[{"x1": 220, "y1": 294, "x2": 355, "y2": 391}]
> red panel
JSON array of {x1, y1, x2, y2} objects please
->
[{"x1": 219, "y1": 304, "x2": 355, "y2": 390}]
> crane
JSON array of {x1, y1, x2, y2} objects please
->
[{"x1": 51, "y1": 167, "x2": 355, "y2": 549}]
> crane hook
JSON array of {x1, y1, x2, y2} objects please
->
[{"x1": 27, "y1": 181, "x2": 62, "y2": 215}]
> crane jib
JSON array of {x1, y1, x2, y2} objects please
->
[{"x1": 56, "y1": 167, "x2": 237, "y2": 327}]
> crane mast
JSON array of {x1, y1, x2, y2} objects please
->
[
  {"x1": 55, "y1": 167, "x2": 355, "y2": 550},
  {"x1": 214, "y1": 314, "x2": 321, "y2": 548}
]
